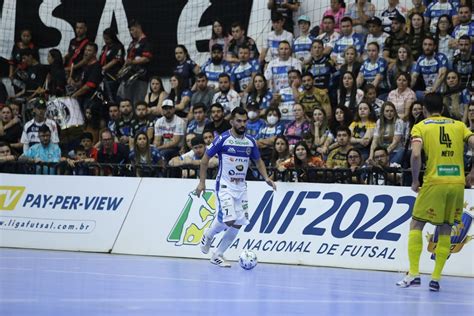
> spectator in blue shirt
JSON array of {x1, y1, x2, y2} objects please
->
[
  {"x1": 201, "y1": 44, "x2": 232, "y2": 89},
  {"x1": 245, "y1": 101, "x2": 266, "y2": 137},
  {"x1": 331, "y1": 17, "x2": 365, "y2": 67},
  {"x1": 357, "y1": 42, "x2": 388, "y2": 93},
  {"x1": 411, "y1": 36, "x2": 448, "y2": 99},
  {"x1": 186, "y1": 103, "x2": 209, "y2": 135},
  {"x1": 19, "y1": 124, "x2": 61, "y2": 174},
  {"x1": 452, "y1": 5, "x2": 474, "y2": 42}
]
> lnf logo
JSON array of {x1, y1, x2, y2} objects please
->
[{"x1": 0, "y1": 186, "x2": 26, "y2": 211}]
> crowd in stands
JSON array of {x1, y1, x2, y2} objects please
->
[{"x1": 0, "y1": 0, "x2": 473, "y2": 184}]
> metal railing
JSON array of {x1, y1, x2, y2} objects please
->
[{"x1": 0, "y1": 161, "x2": 417, "y2": 186}]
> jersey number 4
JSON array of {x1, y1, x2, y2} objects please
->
[{"x1": 439, "y1": 126, "x2": 452, "y2": 148}]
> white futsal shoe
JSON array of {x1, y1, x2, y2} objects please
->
[
  {"x1": 200, "y1": 231, "x2": 212, "y2": 254},
  {"x1": 396, "y1": 274, "x2": 421, "y2": 288},
  {"x1": 210, "y1": 253, "x2": 231, "y2": 268}
]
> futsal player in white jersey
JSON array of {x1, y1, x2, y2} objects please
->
[{"x1": 196, "y1": 107, "x2": 277, "y2": 267}]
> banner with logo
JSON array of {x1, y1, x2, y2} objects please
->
[
  {"x1": 113, "y1": 178, "x2": 474, "y2": 277},
  {"x1": 0, "y1": 173, "x2": 140, "y2": 252}
]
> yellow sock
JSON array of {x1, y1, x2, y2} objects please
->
[
  {"x1": 408, "y1": 230, "x2": 423, "y2": 276},
  {"x1": 432, "y1": 234, "x2": 451, "y2": 281}
]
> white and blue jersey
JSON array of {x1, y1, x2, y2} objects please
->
[
  {"x1": 331, "y1": 32, "x2": 365, "y2": 65},
  {"x1": 256, "y1": 122, "x2": 284, "y2": 140},
  {"x1": 293, "y1": 34, "x2": 314, "y2": 62},
  {"x1": 278, "y1": 86, "x2": 302, "y2": 122},
  {"x1": 264, "y1": 57, "x2": 302, "y2": 92},
  {"x1": 201, "y1": 60, "x2": 231, "y2": 88},
  {"x1": 263, "y1": 30, "x2": 294, "y2": 61},
  {"x1": 186, "y1": 118, "x2": 209, "y2": 135},
  {"x1": 230, "y1": 61, "x2": 260, "y2": 93},
  {"x1": 360, "y1": 58, "x2": 388, "y2": 85},
  {"x1": 452, "y1": 22, "x2": 474, "y2": 43},
  {"x1": 424, "y1": 1, "x2": 458, "y2": 34},
  {"x1": 207, "y1": 130, "x2": 260, "y2": 193},
  {"x1": 413, "y1": 53, "x2": 449, "y2": 91}
]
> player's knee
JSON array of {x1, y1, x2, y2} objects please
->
[
  {"x1": 438, "y1": 224, "x2": 452, "y2": 235},
  {"x1": 410, "y1": 219, "x2": 425, "y2": 231}
]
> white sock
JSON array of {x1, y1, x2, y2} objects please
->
[
  {"x1": 216, "y1": 227, "x2": 239, "y2": 256},
  {"x1": 205, "y1": 220, "x2": 227, "y2": 240}
]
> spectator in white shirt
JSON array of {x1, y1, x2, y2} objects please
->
[
  {"x1": 153, "y1": 99, "x2": 186, "y2": 161},
  {"x1": 264, "y1": 40, "x2": 302, "y2": 93},
  {"x1": 212, "y1": 73, "x2": 241, "y2": 118},
  {"x1": 260, "y1": 12, "x2": 294, "y2": 64}
]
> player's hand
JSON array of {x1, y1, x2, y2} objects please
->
[
  {"x1": 411, "y1": 180, "x2": 420, "y2": 193},
  {"x1": 196, "y1": 182, "x2": 206, "y2": 197},
  {"x1": 265, "y1": 177, "x2": 277, "y2": 191}
]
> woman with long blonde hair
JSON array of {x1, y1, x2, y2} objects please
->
[{"x1": 369, "y1": 101, "x2": 406, "y2": 164}]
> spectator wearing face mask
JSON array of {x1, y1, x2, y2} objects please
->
[
  {"x1": 245, "y1": 102, "x2": 266, "y2": 138},
  {"x1": 256, "y1": 107, "x2": 285, "y2": 163}
]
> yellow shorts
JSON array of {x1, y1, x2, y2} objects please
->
[{"x1": 412, "y1": 183, "x2": 464, "y2": 225}]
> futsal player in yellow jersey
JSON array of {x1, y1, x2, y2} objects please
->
[{"x1": 396, "y1": 94, "x2": 474, "y2": 291}]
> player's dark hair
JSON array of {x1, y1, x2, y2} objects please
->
[
  {"x1": 423, "y1": 93, "x2": 444, "y2": 114},
  {"x1": 230, "y1": 107, "x2": 248, "y2": 119}
]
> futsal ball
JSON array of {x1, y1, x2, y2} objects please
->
[{"x1": 239, "y1": 250, "x2": 258, "y2": 270}]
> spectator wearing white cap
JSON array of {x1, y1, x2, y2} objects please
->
[
  {"x1": 153, "y1": 99, "x2": 186, "y2": 161},
  {"x1": 293, "y1": 15, "x2": 314, "y2": 64}
]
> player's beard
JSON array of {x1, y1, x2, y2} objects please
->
[{"x1": 234, "y1": 126, "x2": 246, "y2": 135}]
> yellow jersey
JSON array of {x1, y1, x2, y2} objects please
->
[{"x1": 411, "y1": 116, "x2": 473, "y2": 185}]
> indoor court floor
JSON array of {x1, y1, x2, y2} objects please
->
[{"x1": 0, "y1": 248, "x2": 472, "y2": 316}]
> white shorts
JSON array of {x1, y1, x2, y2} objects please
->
[{"x1": 217, "y1": 190, "x2": 249, "y2": 225}]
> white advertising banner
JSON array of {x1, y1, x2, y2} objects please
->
[
  {"x1": 114, "y1": 178, "x2": 474, "y2": 277},
  {"x1": 0, "y1": 173, "x2": 140, "y2": 252}
]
